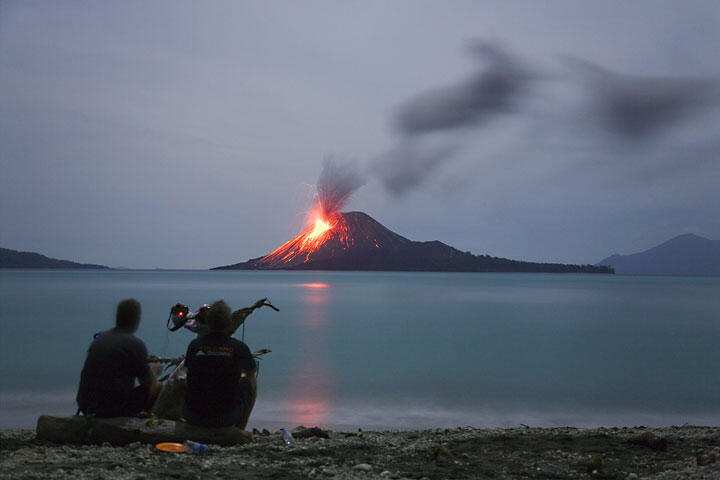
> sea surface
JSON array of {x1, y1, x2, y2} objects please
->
[{"x1": 1, "y1": 270, "x2": 719, "y2": 431}]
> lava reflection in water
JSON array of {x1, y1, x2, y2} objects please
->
[
  {"x1": 299, "y1": 283, "x2": 330, "y2": 289},
  {"x1": 287, "y1": 282, "x2": 333, "y2": 426}
]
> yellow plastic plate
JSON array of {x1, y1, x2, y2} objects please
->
[{"x1": 155, "y1": 442, "x2": 185, "y2": 453}]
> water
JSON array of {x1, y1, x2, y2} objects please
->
[{"x1": 1, "y1": 270, "x2": 719, "y2": 430}]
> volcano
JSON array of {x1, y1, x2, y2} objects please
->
[{"x1": 213, "y1": 211, "x2": 612, "y2": 273}]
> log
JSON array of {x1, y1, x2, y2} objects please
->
[{"x1": 36, "y1": 415, "x2": 252, "y2": 446}]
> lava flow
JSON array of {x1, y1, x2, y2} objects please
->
[
  {"x1": 252, "y1": 160, "x2": 366, "y2": 268},
  {"x1": 253, "y1": 211, "x2": 353, "y2": 268}
]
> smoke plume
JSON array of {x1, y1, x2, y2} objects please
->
[
  {"x1": 316, "y1": 157, "x2": 365, "y2": 217},
  {"x1": 373, "y1": 40, "x2": 534, "y2": 195},
  {"x1": 373, "y1": 139, "x2": 461, "y2": 196},
  {"x1": 566, "y1": 58, "x2": 720, "y2": 140},
  {"x1": 395, "y1": 41, "x2": 534, "y2": 135},
  {"x1": 372, "y1": 41, "x2": 720, "y2": 197}
]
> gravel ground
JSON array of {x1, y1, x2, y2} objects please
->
[{"x1": 2, "y1": 426, "x2": 719, "y2": 479}]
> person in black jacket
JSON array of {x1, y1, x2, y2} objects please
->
[
  {"x1": 184, "y1": 300, "x2": 257, "y2": 429},
  {"x1": 77, "y1": 299, "x2": 162, "y2": 417}
]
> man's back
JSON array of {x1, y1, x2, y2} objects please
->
[
  {"x1": 184, "y1": 332, "x2": 256, "y2": 427},
  {"x1": 76, "y1": 327, "x2": 149, "y2": 416}
]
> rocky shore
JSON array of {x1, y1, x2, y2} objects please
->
[{"x1": 2, "y1": 425, "x2": 719, "y2": 479}]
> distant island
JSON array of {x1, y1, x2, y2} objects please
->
[
  {"x1": 597, "y1": 233, "x2": 720, "y2": 276},
  {"x1": 0, "y1": 248, "x2": 109, "y2": 269},
  {"x1": 215, "y1": 211, "x2": 613, "y2": 274}
]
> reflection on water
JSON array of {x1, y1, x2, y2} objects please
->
[
  {"x1": 288, "y1": 283, "x2": 332, "y2": 426},
  {"x1": 299, "y1": 283, "x2": 330, "y2": 289}
]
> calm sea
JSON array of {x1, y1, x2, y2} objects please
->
[{"x1": 1, "y1": 270, "x2": 719, "y2": 430}]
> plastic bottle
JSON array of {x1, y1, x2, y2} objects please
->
[
  {"x1": 280, "y1": 428, "x2": 294, "y2": 445},
  {"x1": 183, "y1": 440, "x2": 208, "y2": 454}
]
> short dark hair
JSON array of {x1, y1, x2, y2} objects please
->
[
  {"x1": 206, "y1": 300, "x2": 231, "y2": 332},
  {"x1": 116, "y1": 298, "x2": 141, "y2": 330}
]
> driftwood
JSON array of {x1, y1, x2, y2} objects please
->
[{"x1": 36, "y1": 415, "x2": 252, "y2": 446}]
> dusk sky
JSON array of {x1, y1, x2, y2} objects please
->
[{"x1": 1, "y1": 1, "x2": 719, "y2": 269}]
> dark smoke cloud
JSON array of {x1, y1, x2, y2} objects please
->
[
  {"x1": 372, "y1": 42, "x2": 720, "y2": 197},
  {"x1": 316, "y1": 157, "x2": 365, "y2": 216},
  {"x1": 373, "y1": 40, "x2": 533, "y2": 196},
  {"x1": 395, "y1": 41, "x2": 534, "y2": 135},
  {"x1": 567, "y1": 58, "x2": 720, "y2": 140},
  {"x1": 373, "y1": 141, "x2": 461, "y2": 196}
]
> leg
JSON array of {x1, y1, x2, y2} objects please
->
[
  {"x1": 235, "y1": 374, "x2": 257, "y2": 430},
  {"x1": 145, "y1": 380, "x2": 163, "y2": 412},
  {"x1": 128, "y1": 381, "x2": 162, "y2": 416}
]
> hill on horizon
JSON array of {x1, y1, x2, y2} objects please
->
[
  {"x1": 0, "y1": 247, "x2": 109, "y2": 270},
  {"x1": 215, "y1": 211, "x2": 613, "y2": 274},
  {"x1": 597, "y1": 233, "x2": 720, "y2": 276}
]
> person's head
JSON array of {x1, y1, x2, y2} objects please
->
[
  {"x1": 116, "y1": 298, "x2": 142, "y2": 332},
  {"x1": 206, "y1": 300, "x2": 232, "y2": 333}
]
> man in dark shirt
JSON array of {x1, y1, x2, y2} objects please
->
[
  {"x1": 184, "y1": 300, "x2": 257, "y2": 429},
  {"x1": 76, "y1": 299, "x2": 162, "y2": 417}
]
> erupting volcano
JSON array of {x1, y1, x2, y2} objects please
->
[
  {"x1": 214, "y1": 161, "x2": 612, "y2": 273},
  {"x1": 221, "y1": 210, "x2": 410, "y2": 270}
]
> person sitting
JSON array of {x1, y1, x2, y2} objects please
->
[
  {"x1": 183, "y1": 300, "x2": 258, "y2": 429},
  {"x1": 76, "y1": 299, "x2": 162, "y2": 417}
]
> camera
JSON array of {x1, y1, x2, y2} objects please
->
[{"x1": 167, "y1": 303, "x2": 208, "y2": 332}]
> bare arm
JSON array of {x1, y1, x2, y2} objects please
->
[{"x1": 225, "y1": 298, "x2": 279, "y2": 336}]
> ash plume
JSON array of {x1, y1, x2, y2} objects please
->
[
  {"x1": 372, "y1": 40, "x2": 720, "y2": 197},
  {"x1": 373, "y1": 40, "x2": 535, "y2": 195},
  {"x1": 395, "y1": 41, "x2": 534, "y2": 135},
  {"x1": 566, "y1": 58, "x2": 720, "y2": 140},
  {"x1": 316, "y1": 157, "x2": 365, "y2": 217},
  {"x1": 373, "y1": 140, "x2": 461, "y2": 196}
]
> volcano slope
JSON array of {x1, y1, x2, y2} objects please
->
[{"x1": 214, "y1": 211, "x2": 612, "y2": 273}]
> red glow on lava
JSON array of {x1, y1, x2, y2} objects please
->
[
  {"x1": 307, "y1": 217, "x2": 332, "y2": 241},
  {"x1": 253, "y1": 198, "x2": 356, "y2": 268},
  {"x1": 250, "y1": 159, "x2": 365, "y2": 268}
]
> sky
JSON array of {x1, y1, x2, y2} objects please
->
[{"x1": 1, "y1": 0, "x2": 719, "y2": 269}]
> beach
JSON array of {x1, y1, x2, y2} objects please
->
[{"x1": 2, "y1": 425, "x2": 719, "y2": 479}]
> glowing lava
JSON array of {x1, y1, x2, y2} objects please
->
[
  {"x1": 307, "y1": 217, "x2": 332, "y2": 242},
  {"x1": 218, "y1": 210, "x2": 412, "y2": 270},
  {"x1": 253, "y1": 209, "x2": 356, "y2": 268}
]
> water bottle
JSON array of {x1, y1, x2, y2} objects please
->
[
  {"x1": 280, "y1": 428, "x2": 294, "y2": 445},
  {"x1": 183, "y1": 440, "x2": 208, "y2": 454}
]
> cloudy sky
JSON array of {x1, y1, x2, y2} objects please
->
[{"x1": 1, "y1": 0, "x2": 719, "y2": 269}]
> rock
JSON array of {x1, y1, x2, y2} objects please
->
[
  {"x1": 433, "y1": 445, "x2": 456, "y2": 462},
  {"x1": 293, "y1": 426, "x2": 330, "y2": 439},
  {"x1": 353, "y1": 463, "x2": 372, "y2": 471},
  {"x1": 380, "y1": 471, "x2": 391, "y2": 477},
  {"x1": 697, "y1": 452, "x2": 717, "y2": 466},
  {"x1": 626, "y1": 474, "x2": 638, "y2": 480},
  {"x1": 585, "y1": 454, "x2": 603, "y2": 473},
  {"x1": 627, "y1": 432, "x2": 668, "y2": 451}
]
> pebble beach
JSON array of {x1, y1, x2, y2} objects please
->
[{"x1": 2, "y1": 425, "x2": 719, "y2": 479}]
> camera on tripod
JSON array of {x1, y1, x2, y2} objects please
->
[{"x1": 167, "y1": 303, "x2": 209, "y2": 332}]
